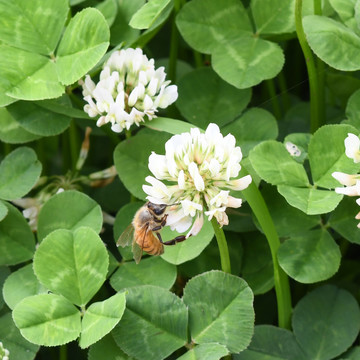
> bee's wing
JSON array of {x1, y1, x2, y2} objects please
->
[
  {"x1": 116, "y1": 223, "x2": 135, "y2": 248},
  {"x1": 132, "y1": 225, "x2": 149, "y2": 264},
  {"x1": 132, "y1": 240, "x2": 143, "y2": 264}
]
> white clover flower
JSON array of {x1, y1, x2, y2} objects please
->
[
  {"x1": 80, "y1": 48, "x2": 178, "y2": 133},
  {"x1": 334, "y1": 180, "x2": 360, "y2": 196},
  {"x1": 12, "y1": 188, "x2": 64, "y2": 231},
  {"x1": 345, "y1": 133, "x2": 360, "y2": 163},
  {"x1": 12, "y1": 197, "x2": 41, "y2": 231},
  {"x1": 0, "y1": 341, "x2": 9, "y2": 360},
  {"x1": 332, "y1": 171, "x2": 358, "y2": 187},
  {"x1": 332, "y1": 133, "x2": 360, "y2": 229},
  {"x1": 332, "y1": 134, "x2": 360, "y2": 196},
  {"x1": 142, "y1": 123, "x2": 252, "y2": 237},
  {"x1": 355, "y1": 198, "x2": 360, "y2": 228}
]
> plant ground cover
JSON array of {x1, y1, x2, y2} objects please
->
[{"x1": 1, "y1": 0, "x2": 360, "y2": 359}]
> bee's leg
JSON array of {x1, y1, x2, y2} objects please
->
[
  {"x1": 161, "y1": 234, "x2": 191, "y2": 245},
  {"x1": 151, "y1": 215, "x2": 168, "y2": 231}
]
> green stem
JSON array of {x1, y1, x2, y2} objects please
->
[
  {"x1": 69, "y1": 120, "x2": 79, "y2": 172},
  {"x1": 168, "y1": 0, "x2": 181, "y2": 82},
  {"x1": 61, "y1": 131, "x2": 70, "y2": 174},
  {"x1": 314, "y1": 0, "x2": 325, "y2": 127},
  {"x1": 277, "y1": 71, "x2": 291, "y2": 113},
  {"x1": 295, "y1": 0, "x2": 321, "y2": 133},
  {"x1": 314, "y1": 0, "x2": 322, "y2": 14},
  {"x1": 59, "y1": 345, "x2": 67, "y2": 360},
  {"x1": 242, "y1": 179, "x2": 292, "y2": 329},
  {"x1": 125, "y1": 129, "x2": 132, "y2": 139},
  {"x1": 101, "y1": 125, "x2": 120, "y2": 145},
  {"x1": 3, "y1": 142, "x2": 11, "y2": 156},
  {"x1": 265, "y1": 79, "x2": 282, "y2": 120},
  {"x1": 193, "y1": 50, "x2": 203, "y2": 68},
  {"x1": 35, "y1": 139, "x2": 47, "y2": 175},
  {"x1": 211, "y1": 217, "x2": 231, "y2": 274}
]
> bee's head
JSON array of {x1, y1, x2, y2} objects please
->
[{"x1": 147, "y1": 202, "x2": 167, "y2": 216}]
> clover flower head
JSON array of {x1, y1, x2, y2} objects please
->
[
  {"x1": 80, "y1": 48, "x2": 178, "y2": 133},
  {"x1": 334, "y1": 180, "x2": 360, "y2": 196},
  {"x1": 0, "y1": 341, "x2": 9, "y2": 360},
  {"x1": 332, "y1": 172, "x2": 358, "y2": 187},
  {"x1": 12, "y1": 188, "x2": 64, "y2": 231},
  {"x1": 345, "y1": 133, "x2": 360, "y2": 163},
  {"x1": 332, "y1": 133, "x2": 360, "y2": 228},
  {"x1": 355, "y1": 198, "x2": 360, "y2": 228},
  {"x1": 142, "y1": 123, "x2": 252, "y2": 237}
]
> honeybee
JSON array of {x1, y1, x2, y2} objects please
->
[{"x1": 117, "y1": 202, "x2": 187, "y2": 263}]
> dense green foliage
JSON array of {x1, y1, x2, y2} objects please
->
[{"x1": 1, "y1": 0, "x2": 360, "y2": 359}]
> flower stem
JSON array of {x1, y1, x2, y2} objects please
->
[
  {"x1": 211, "y1": 217, "x2": 231, "y2": 274},
  {"x1": 265, "y1": 79, "x2": 282, "y2": 120},
  {"x1": 193, "y1": 50, "x2": 203, "y2": 68},
  {"x1": 69, "y1": 120, "x2": 79, "y2": 172},
  {"x1": 277, "y1": 71, "x2": 291, "y2": 113},
  {"x1": 59, "y1": 345, "x2": 67, "y2": 360},
  {"x1": 295, "y1": 0, "x2": 322, "y2": 133},
  {"x1": 241, "y1": 178, "x2": 292, "y2": 329},
  {"x1": 168, "y1": 0, "x2": 181, "y2": 82},
  {"x1": 314, "y1": 0, "x2": 326, "y2": 127}
]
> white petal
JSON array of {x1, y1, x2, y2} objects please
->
[
  {"x1": 148, "y1": 152, "x2": 168, "y2": 179},
  {"x1": 155, "y1": 85, "x2": 178, "y2": 108},
  {"x1": 205, "y1": 123, "x2": 221, "y2": 143},
  {"x1": 226, "y1": 154, "x2": 241, "y2": 180},
  {"x1": 178, "y1": 169, "x2": 185, "y2": 189},
  {"x1": 12, "y1": 198, "x2": 38, "y2": 208},
  {"x1": 110, "y1": 123, "x2": 123, "y2": 133},
  {"x1": 92, "y1": 86, "x2": 114, "y2": 113},
  {"x1": 215, "y1": 210, "x2": 229, "y2": 227},
  {"x1": 166, "y1": 208, "x2": 192, "y2": 233},
  {"x1": 180, "y1": 199, "x2": 203, "y2": 217},
  {"x1": 188, "y1": 162, "x2": 205, "y2": 191},
  {"x1": 142, "y1": 176, "x2": 172, "y2": 202},
  {"x1": 81, "y1": 75, "x2": 96, "y2": 96},
  {"x1": 332, "y1": 172, "x2": 357, "y2": 186},
  {"x1": 83, "y1": 96, "x2": 99, "y2": 117},
  {"x1": 128, "y1": 86, "x2": 139, "y2": 107},
  {"x1": 171, "y1": 216, "x2": 192, "y2": 233},
  {"x1": 138, "y1": 70, "x2": 148, "y2": 85},
  {"x1": 223, "y1": 175, "x2": 252, "y2": 191},
  {"x1": 204, "y1": 206, "x2": 226, "y2": 221},
  {"x1": 147, "y1": 77, "x2": 159, "y2": 96},
  {"x1": 115, "y1": 91, "x2": 125, "y2": 109},
  {"x1": 186, "y1": 213, "x2": 204, "y2": 238},
  {"x1": 227, "y1": 196, "x2": 242, "y2": 208},
  {"x1": 345, "y1": 133, "x2": 360, "y2": 163},
  {"x1": 128, "y1": 108, "x2": 145, "y2": 125},
  {"x1": 209, "y1": 190, "x2": 229, "y2": 207},
  {"x1": 335, "y1": 180, "x2": 360, "y2": 196},
  {"x1": 209, "y1": 158, "x2": 221, "y2": 177},
  {"x1": 154, "y1": 67, "x2": 167, "y2": 87},
  {"x1": 23, "y1": 206, "x2": 38, "y2": 219},
  {"x1": 143, "y1": 94, "x2": 154, "y2": 110}
]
